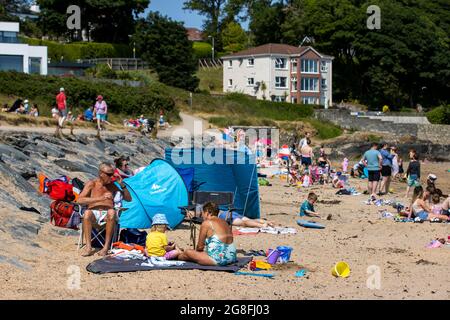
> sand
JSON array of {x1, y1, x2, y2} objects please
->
[{"x1": 0, "y1": 161, "x2": 449, "y2": 300}]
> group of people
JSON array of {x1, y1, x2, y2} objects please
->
[
  {"x1": 77, "y1": 157, "x2": 274, "y2": 266},
  {"x1": 1, "y1": 99, "x2": 39, "y2": 117}
]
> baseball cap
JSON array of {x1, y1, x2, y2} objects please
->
[
  {"x1": 60, "y1": 87, "x2": 64, "y2": 92},
  {"x1": 427, "y1": 174, "x2": 437, "y2": 181},
  {"x1": 97, "y1": 95, "x2": 103, "y2": 100}
]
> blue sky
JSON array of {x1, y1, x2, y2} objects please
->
[
  {"x1": 144, "y1": 0, "x2": 249, "y2": 30},
  {"x1": 144, "y1": 0, "x2": 205, "y2": 29}
]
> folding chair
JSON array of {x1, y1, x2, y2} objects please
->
[
  {"x1": 77, "y1": 208, "x2": 124, "y2": 252},
  {"x1": 180, "y1": 191, "x2": 237, "y2": 249}
]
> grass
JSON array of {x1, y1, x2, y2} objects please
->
[{"x1": 196, "y1": 68, "x2": 223, "y2": 93}]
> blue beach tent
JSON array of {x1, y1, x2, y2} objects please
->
[
  {"x1": 119, "y1": 159, "x2": 189, "y2": 229},
  {"x1": 165, "y1": 148, "x2": 261, "y2": 219}
]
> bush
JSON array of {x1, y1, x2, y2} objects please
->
[
  {"x1": 21, "y1": 38, "x2": 132, "y2": 61},
  {"x1": 426, "y1": 105, "x2": 450, "y2": 124},
  {"x1": 0, "y1": 71, "x2": 175, "y2": 117},
  {"x1": 193, "y1": 42, "x2": 213, "y2": 59},
  {"x1": 86, "y1": 64, "x2": 118, "y2": 79},
  {"x1": 305, "y1": 119, "x2": 343, "y2": 140}
]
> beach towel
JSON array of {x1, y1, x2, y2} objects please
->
[{"x1": 86, "y1": 256, "x2": 252, "y2": 274}]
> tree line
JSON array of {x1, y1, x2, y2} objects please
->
[
  {"x1": 2, "y1": 0, "x2": 449, "y2": 109},
  {"x1": 184, "y1": 0, "x2": 450, "y2": 109}
]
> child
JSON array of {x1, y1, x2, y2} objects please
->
[
  {"x1": 146, "y1": 214, "x2": 181, "y2": 260},
  {"x1": 300, "y1": 192, "x2": 321, "y2": 218},
  {"x1": 405, "y1": 150, "x2": 421, "y2": 198},
  {"x1": 431, "y1": 194, "x2": 442, "y2": 215}
]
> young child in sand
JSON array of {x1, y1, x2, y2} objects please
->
[
  {"x1": 431, "y1": 194, "x2": 443, "y2": 215},
  {"x1": 300, "y1": 192, "x2": 321, "y2": 218},
  {"x1": 146, "y1": 214, "x2": 182, "y2": 259}
]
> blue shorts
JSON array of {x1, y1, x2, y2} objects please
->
[
  {"x1": 96, "y1": 114, "x2": 107, "y2": 121},
  {"x1": 218, "y1": 211, "x2": 243, "y2": 222},
  {"x1": 416, "y1": 211, "x2": 428, "y2": 220}
]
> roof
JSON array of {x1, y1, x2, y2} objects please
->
[
  {"x1": 186, "y1": 28, "x2": 204, "y2": 42},
  {"x1": 222, "y1": 43, "x2": 334, "y2": 60}
]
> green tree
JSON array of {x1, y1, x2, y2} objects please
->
[
  {"x1": 221, "y1": 21, "x2": 247, "y2": 53},
  {"x1": 37, "y1": 0, "x2": 150, "y2": 42},
  {"x1": 134, "y1": 12, "x2": 199, "y2": 91},
  {"x1": 248, "y1": 0, "x2": 286, "y2": 45}
]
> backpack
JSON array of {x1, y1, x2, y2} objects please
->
[
  {"x1": 47, "y1": 180, "x2": 75, "y2": 202},
  {"x1": 50, "y1": 201, "x2": 82, "y2": 230}
]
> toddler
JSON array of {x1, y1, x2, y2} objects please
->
[{"x1": 146, "y1": 214, "x2": 181, "y2": 260}]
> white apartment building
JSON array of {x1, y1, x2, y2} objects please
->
[
  {"x1": 0, "y1": 21, "x2": 47, "y2": 75},
  {"x1": 222, "y1": 43, "x2": 333, "y2": 107}
]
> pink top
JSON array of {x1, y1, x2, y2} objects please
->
[
  {"x1": 431, "y1": 204, "x2": 442, "y2": 215},
  {"x1": 95, "y1": 101, "x2": 107, "y2": 115}
]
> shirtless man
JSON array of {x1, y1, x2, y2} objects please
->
[{"x1": 77, "y1": 163, "x2": 132, "y2": 256}]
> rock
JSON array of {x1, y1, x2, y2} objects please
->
[
  {"x1": 53, "y1": 159, "x2": 98, "y2": 176},
  {"x1": 0, "y1": 255, "x2": 31, "y2": 271},
  {"x1": 0, "y1": 144, "x2": 30, "y2": 162}
]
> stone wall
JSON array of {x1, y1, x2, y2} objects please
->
[{"x1": 315, "y1": 110, "x2": 450, "y2": 144}]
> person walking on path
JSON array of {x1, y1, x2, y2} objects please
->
[
  {"x1": 361, "y1": 143, "x2": 382, "y2": 202},
  {"x1": 55, "y1": 87, "x2": 67, "y2": 137},
  {"x1": 379, "y1": 143, "x2": 395, "y2": 195},
  {"x1": 94, "y1": 95, "x2": 108, "y2": 135}
]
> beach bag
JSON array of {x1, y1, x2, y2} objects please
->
[
  {"x1": 50, "y1": 201, "x2": 81, "y2": 230},
  {"x1": 47, "y1": 180, "x2": 75, "y2": 202},
  {"x1": 119, "y1": 229, "x2": 148, "y2": 246}
]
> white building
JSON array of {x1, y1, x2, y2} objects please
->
[
  {"x1": 222, "y1": 43, "x2": 333, "y2": 107},
  {"x1": 0, "y1": 21, "x2": 47, "y2": 75}
]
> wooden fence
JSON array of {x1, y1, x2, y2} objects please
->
[{"x1": 198, "y1": 58, "x2": 223, "y2": 70}]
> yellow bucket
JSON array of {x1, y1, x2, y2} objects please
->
[{"x1": 331, "y1": 261, "x2": 350, "y2": 278}]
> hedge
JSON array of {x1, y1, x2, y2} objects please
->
[
  {"x1": 0, "y1": 71, "x2": 174, "y2": 117},
  {"x1": 193, "y1": 42, "x2": 212, "y2": 59},
  {"x1": 21, "y1": 38, "x2": 132, "y2": 61},
  {"x1": 426, "y1": 105, "x2": 450, "y2": 124}
]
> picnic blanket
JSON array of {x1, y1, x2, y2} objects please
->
[
  {"x1": 86, "y1": 256, "x2": 252, "y2": 274},
  {"x1": 235, "y1": 227, "x2": 297, "y2": 235}
]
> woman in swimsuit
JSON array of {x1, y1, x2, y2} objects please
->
[
  {"x1": 408, "y1": 186, "x2": 449, "y2": 221},
  {"x1": 179, "y1": 202, "x2": 237, "y2": 266}
]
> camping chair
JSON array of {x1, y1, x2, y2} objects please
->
[
  {"x1": 180, "y1": 191, "x2": 236, "y2": 249},
  {"x1": 77, "y1": 207, "x2": 125, "y2": 252}
]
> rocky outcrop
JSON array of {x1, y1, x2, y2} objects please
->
[{"x1": 0, "y1": 131, "x2": 171, "y2": 216}]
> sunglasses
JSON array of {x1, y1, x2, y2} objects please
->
[{"x1": 101, "y1": 171, "x2": 115, "y2": 177}]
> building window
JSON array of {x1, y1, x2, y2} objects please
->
[
  {"x1": 291, "y1": 75, "x2": 298, "y2": 92},
  {"x1": 29, "y1": 57, "x2": 41, "y2": 74},
  {"x1": 321, "y1": 78, "x2": 327, "y2": 89},
  {"x1": 0, "y1": 31, "x2": 19, "y2": 43},
  {"x1": 301, "y1": 78, "x2": 319, "y2": 92},
  {"x1": 247, "y1": 78, "x2": 255, "y2": 86},
  {"x1": 228, "y1": 79, "x2": 233, "y2": 87},
  {"x1": 248, "y1": 58, "x2": 254, "y2": 66},
  {"x1": 275, "y1": 58, "x2": 287, "y2": 69},
  {"x1": 275, "y1": 76, "x2": 287, "y2": 88},
  {"x1": 0, "y1": 55, "x2": 23, "y2": 72},
  {"x1": 321, "y1": 61, "x2": 328, "y2": 72},
  {"x1": 272, "y1": 96, "x2": 286, "y2": 102},
  {"x1": 301, "y1": 59, "x2": 318, "y2": 73},
  {"x1": 228, "y1": 60, "x2": 233, "y2": 68},
  {"x1": 302, "y1": 97, "x2": 318, "y2": 105},
  {"x1": 291, "y1": 59, "x2": 298, "y2": 71}
]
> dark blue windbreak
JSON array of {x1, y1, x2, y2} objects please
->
[
  {"x1": 119, "y1": 159, "x2": 189, "y2": 229},
  {"x1": 165, "y1": 148, "x2": 260, "y2": 219}
]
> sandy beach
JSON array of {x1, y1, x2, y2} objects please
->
[{"x1": 0, "y1": 161, "x2": 449, "y2": 300}]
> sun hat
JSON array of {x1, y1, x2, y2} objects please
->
[
  {"x1": 60, "y1": 87, "x2": 64, "y2": 92},
  {"x1": 24, "y1": 99, "x2": 29, "y2": 103},
  {"x1": 97, "y1": 95, "x2": 103, "y2": 100},
  {"x1": 152, "y1": 214, "x2": 169, "y2": 226},
  {"x1": 427, "y1": 174, "x2": 437, "y2": 181}
]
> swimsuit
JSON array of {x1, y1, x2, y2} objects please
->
[{"x1": 205, "y1": 221, "x2": 237, "y2": 266}]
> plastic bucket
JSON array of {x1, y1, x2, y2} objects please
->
[
  {"x1": 266, "y1": 249, "x2": 281, "y2": 265},
  {"x1": 331, "y1": 261, "x2": 350, "y2": 278},
  {"x1": 276, "y1": 246, "x2": 293, "y2": 263}
]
